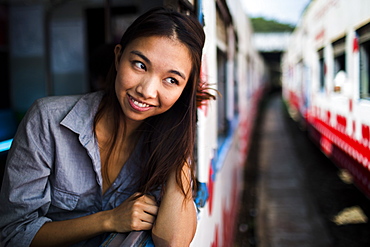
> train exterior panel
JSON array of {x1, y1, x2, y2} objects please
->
[
  {"x1": 0, "y1": 0, "x2": 266, "y2": 246},
  {"x1": 282, "y1": 0, "x2": 370, "y2": 197}
]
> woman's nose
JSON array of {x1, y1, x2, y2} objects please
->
[{"x1": 136, "y1": 77, "x2": 159, "y2": 99}]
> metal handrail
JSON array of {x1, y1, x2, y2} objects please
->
[{"x1": 101, "y1": 231, "x2": 154, "y2": 247}]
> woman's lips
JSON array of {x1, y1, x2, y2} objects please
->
[{"x1": 127, "y1": 94, "x2": 155, "y2": 112}]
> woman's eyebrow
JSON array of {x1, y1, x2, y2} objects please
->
[
  {"x1": 169, "y1": 70, "x2": 186, "y2": 80},
  {"x1": 130, "y1": 50, "x2": 151, "y2": 65},
  {"x1": 130, "y1": 50, "x2": 186, "y2": 80}
]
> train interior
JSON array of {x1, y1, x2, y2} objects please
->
[{"x1": 0, "y1": 0, "x2": 187, "y2": 186}]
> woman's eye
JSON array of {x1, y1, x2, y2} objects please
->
[
  {"x1": 165, "y1": 77, "x2": 179, "y2": 85},
  {"x1": 134, "y1": 61, "x2": 146, "y2": 70}
]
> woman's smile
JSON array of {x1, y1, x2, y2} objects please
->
[{"x1": 127, "y1": 94, "x2": 155, "y2": 112}]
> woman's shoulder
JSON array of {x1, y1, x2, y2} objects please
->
[
  {"x1": 25, "y1": 91, "x2": 103, "y2": 123},
  {"x1": 31, "y1": 91, "x2": 101, "y2": 113},
  {"x1": 35, "y1": 92, "x2": 95, "y2": 109}
]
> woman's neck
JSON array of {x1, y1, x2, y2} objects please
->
[
  {"x1": 95, "y1": 110, "x2": 142, "y2": 194},
  {"x1": 96, "y1": 110, "x2": 141, "y2": 145}
]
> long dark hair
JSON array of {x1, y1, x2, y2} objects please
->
[{"x1": 95, "y1": 7, "x2": 213, "y2": 199}]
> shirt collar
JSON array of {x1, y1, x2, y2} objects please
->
[{"x1": 60, "y1": 91, "x2": 104, "y2": 137}]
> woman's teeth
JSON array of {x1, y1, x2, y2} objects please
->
[{"x1": 132, "y1": 98, "x2": 150, "y2": 108}]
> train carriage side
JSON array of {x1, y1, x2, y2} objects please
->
[
  {"x1": 282, "y1": 0, "x2": 370, "y2": 198},
  {"x1": 192, "y1": 0, "x2": 266, "y2": 246}
]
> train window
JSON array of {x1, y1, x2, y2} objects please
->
[
  {"x1": 216, "y1": 6, "x2": 230, "y2": 141},
  {"x1": 332, "y1": 37, "x2": 346, "y2": 73},
  {"x1": 332, "y1": 37, "x2": 346, "y2": 93},
  {"x1": 360, "y1": 40, "x2": 370, "y2": 99},
  {"x1": 318, "y1": 48, "x2": 325, "y2": 91},
  {"x1": 233, "y1": 55, "x2": 239, "y2": 116},
  {"x1": 358, "y1": 23, "x2": 370, "y2": 99},
  {"x1": 217, "y1": 48, "x2": 228, "y2": 137}
]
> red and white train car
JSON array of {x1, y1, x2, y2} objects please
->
[{"x1": 282, "y1": 0, "x2": 370, "y2": 197}]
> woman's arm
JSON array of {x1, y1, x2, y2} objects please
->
[
  {"x1": 31, "y1": 193, "x2": 158, "y2": 247},
  {"x1": 30, "y1": 211, "x2": 110, "y2": 247},
  {"x1": 152, "y1": 164, "x2": 197, "y2": 247}
]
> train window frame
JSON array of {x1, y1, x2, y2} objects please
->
[{"x1": 358, "y1": 23, "x2": 370, "y2": 100}]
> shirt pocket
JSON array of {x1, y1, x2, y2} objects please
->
[{"x1": 51, "y1": 187, "x2": 80, "y2": 211}]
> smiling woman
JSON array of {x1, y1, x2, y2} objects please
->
[
  {"x1": 0, "y1": 7, "x2": 214, "y2": 247},
  {"x1": 112, "y1": 36, "x2": 191, "y2": 124}
]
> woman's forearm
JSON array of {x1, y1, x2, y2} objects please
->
[
  {"x1": 30, "y1": 210, "x2": 112, "y2": 247},
  {"x1": 152, "y1": 167, "x2": 197, "y2": 247},
  {"x1": 30, "y1": 192, "x2": 158, "y2": 247},
  {"x1": 152, "y1": 198, "x2": 196, "y2": 247}
]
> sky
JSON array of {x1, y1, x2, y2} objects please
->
[{"x1": 241, "y1": 0, "x2": 311, "y2": 26}]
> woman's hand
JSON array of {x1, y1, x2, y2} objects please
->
[{"x1": 108, "y1": 193, "x2": 159, "y2": 233}]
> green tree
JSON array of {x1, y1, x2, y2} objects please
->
[{"x1": 251, "y1": 17, "x2": 295, "y2": 32}]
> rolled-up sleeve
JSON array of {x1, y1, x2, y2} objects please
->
[{"x1": 0, "y1": 100, "x2": 54, "y2": 247}]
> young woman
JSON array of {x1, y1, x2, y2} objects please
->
[{"x1": 0, "y1": 7, "x2": 213, "y2": 246}]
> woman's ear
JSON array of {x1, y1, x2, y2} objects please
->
[{"x1": 114, "y1": 45, "x2": 123, "y2": 71}]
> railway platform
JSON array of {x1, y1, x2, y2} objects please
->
[{"x1": 254, "y1": 93, "x2": 331, "y2": 247}]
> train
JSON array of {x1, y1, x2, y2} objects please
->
[
  {"x1": 0, "y1": 0, "x2": 267, "y2": 246},
  {"x1": 282, "y1": 0, "x2": 370, "y2": 198}
]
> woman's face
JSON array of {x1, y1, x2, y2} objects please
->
[{"x1": 114, "y1": 36, "x2": 192, "y2": 125}]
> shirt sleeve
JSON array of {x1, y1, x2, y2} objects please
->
[{"x1": 0, "y1": 99, "x2": 54, "y2": 247}]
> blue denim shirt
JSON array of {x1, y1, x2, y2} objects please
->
[{"x1": 0, "y1": 92, "x2": 154, "y2": 246}]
